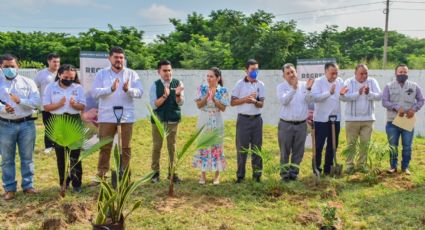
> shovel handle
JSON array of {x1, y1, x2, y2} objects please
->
[
  {"x1": 328, "y1": 115, "x2": 337, "y2": 122},
  {"x1": 329, "y1": 118, "x2": 338, "y2": 165}
]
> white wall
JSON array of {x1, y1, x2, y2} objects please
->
[{"x1": 21, "y1": 69, "x2": 425, "y2": 135}]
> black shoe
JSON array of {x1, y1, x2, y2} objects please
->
[
  {"x1": 151, "y1": 172, "x2": 160, "y2": 183},
  {"x1": 289, "y1": 176, "x2": 298, "y2": 181},
  {"x1": 168, "y1": 174, "x2": 182, "y2": 183},
  {"x1": 281, "y1": 175, "x2": 290, "y2": 182},
  {"x1": 253, "y1": 176, "x2": 261, "y2": 183},
  {"x1": 236, "y1": 177, "x2": 244, "y2": 183},
  {"x1": 289, "y1": 173, "x2": 298, "y2": 181},
  {"x1": 72, "y1": 187, "x2": 82, "y2": 193}
]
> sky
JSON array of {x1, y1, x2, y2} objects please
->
[{"x1": 1, "y1": 0, "x2": 424, "y2": 43}]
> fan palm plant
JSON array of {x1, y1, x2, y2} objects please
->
[{"x1": 45, "y1": 115, "x2": 112, "y2": 197}]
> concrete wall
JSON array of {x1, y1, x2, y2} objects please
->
[{"x1": 20, "y1": 69, "x2": 425, "y2": 135}]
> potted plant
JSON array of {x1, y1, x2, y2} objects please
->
[{"x1": 92, "y1": 146, "x2": 154, "y2": 230}]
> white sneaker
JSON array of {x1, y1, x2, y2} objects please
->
[
  {"x1": 43, "y1": 147, "x2": 54, "y2": 154},
  {"x1": 403, "y1": 168, "x2": 412, "y2": 175},
  {"x1": 387, "y1": 168, "x2": 397, "y2": 174},
  {"x1": 199, "y1": 179, "x2": 206, "y2": 185},
  {"x1": 213, "y1": 179, "x2": 220, "y2": 185}
]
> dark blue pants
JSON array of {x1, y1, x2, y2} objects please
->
[
  {"x1": 386, "y1": 122, "x2": 414, "y2": 170},
  {"x1": 314, "y1": 121, "x2": 340, "y2": 174}
]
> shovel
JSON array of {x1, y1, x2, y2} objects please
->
[
  {"x1": 329, "y1": 115, "x2": 343, "y2": 177},
  {"x1": 311, "y1": 122, "x2": 320, "y2": 183},
  {"x1": 111, "y1": 106, "x2": 124, "y2": 189}
]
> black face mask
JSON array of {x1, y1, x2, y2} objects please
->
[
  {"x1": 61, "y1": 79, "x2": 74, "y2": 86},
  {"x1": 396, "y1": 74, "x2": 408, "y2": 83}
]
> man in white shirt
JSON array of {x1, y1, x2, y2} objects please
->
[
  {"x1": 0, "y1": 54, "x2": 41, "y2": 200},
  {"x1": 231, "y1": 59, "x2": 265, "y2": 183},
  {"x1": 34, "y1": 53, "x2": 60, "y2": 154},
  {"x1": 308, "y1": 62, "x2": 345, "y2": 175},
  {"x1": 91, "y1": 47, "x2": 143, "y2": 179},
  {"x1": 340, "y1": 64, "x2": 382, "y2": 174},
  {"x1": 277, "y1": 63, "x2": 314, "y2": 181}
]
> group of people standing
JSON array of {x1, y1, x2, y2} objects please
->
[{"x1": 0, "y1": 46, "x2": 423, "y2": 201}]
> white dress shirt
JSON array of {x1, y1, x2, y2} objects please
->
[
  {"x1": 276, "y1": 81, "x2": 310, "y2": 121},
  {"x1": 0, "y1": 75, "x2": 41, "y2": 119},
  {"x1": 308, "y1": 76, "x2": 344, "y2": 122},
  {"x1": 231, "y1": 77, "x2": 265, "y2": 115},
  {"x1": 340, "y1": 77, "x2": 382, "y2": 121},
  {"x1": 43, "y1": 82, "x2": 86, "y2": 115},
  {"x1": 34, "y1": 68, "x2": 56, "y2": 100},
  {"x1": 91, "y1": 67, "x2": 143, "y2": 123}
]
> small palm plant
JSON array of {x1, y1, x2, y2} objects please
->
[
  {"x1": 93, "y1": 146, "x2": 154, "y2": 229},
  {"x1": 342, "y1": 139, "x2": 392, "y2": 183},
  {"x1": 243, "y1": 146, "x2": 298, "y2": 195},
  {"x1": 321, "y1": 205, "x2": 337, "y2": 230},
  {"x1": 45, "y1": 115, "x2": 112, "y2": 197},
  {"x1": 148, "y1": 105, "x2": 221, "y2": 197}
]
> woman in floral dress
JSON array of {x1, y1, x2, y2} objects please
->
[{"x1": 193, "y1": 67, "x2": 229, "y2": 185}]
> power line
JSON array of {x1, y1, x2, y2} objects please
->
[
  {"x1": 391, "y1": 0, "x2": 425, "y2": 3},
  {"x1": 274, "y1": 1, "x2": 384, "y2": 16},
  {"x1": 392, "y1": 7, "x2": 425, "y2": 10},
  {"x1": 289, "y1": 9, "x2": 383, "y2": 21},
  {"x1": 0, "y1": 24, "x2": 172, "y2": 30}
]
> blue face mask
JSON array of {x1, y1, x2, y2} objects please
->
[
  {"x1": 249, "y1": 70, "x2": 258, "y2": 79},
  {"x1": 2, "y1": 68, "x2": 17, "y2": 79}
]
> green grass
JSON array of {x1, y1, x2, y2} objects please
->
[{"x1": 1, "y1": 117, "x2": 425, "y2": 229}]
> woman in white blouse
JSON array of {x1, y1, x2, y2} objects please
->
[{"x1": 43, "y1": 64, "x2": 86, "y2": 193}]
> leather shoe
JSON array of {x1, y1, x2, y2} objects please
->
[
  {"x1": 23, "y1": 188, "x2": 39, "y2": 195},
  {"x1": 4, "y1": 191, "x2": 15, "y2": 201}
]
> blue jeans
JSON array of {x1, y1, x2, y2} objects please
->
[
  {"x1": 0, "y1": 120, "x2": 36, "y2": 192},
  {"x1": 386, "y1": 122, "x2": 414, "y2": 170}
]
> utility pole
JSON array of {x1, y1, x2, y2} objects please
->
[{"x1": 383, "y1": 0, "x2": 390, "y2": 68}]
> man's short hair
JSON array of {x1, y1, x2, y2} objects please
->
[
  {"x1": 355, "y1": 64, "x2": 368, "y2": 72},
  {"x1": 1, "y1": 54, "x2": 18, "y2": 63},
  {"x1": 282, "y1": 63, "x2": 295, "y2": 71},
  {"x1": 47, "y1": 53, "x2": 60, "y2": 60},
  {"x1": 109, "y1": 46, "x2": 125, "y2": 56},
  {"x1": 157, "y1": 60, "x2": 172, "y2": 70},
  {"x1": 324, "y1": 62, "x2": 338, "y2": 71},
  {"x1": 395, "y1": 64, "x2": 408, "y2": 72},
  {"x1": 245, "y1": 59, "x2": 258, "y2": 69}
]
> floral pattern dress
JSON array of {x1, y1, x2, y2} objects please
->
[{"x1": 193, "y1": 84, "x2": 230, "y2": 172}]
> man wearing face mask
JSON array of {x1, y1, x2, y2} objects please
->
[
  {"x1": 0, "y1": 54, "x2": 41, "y2": 200},
  {"x1": 91, "y1": 47, "x2": 143, "y2": 180},
  {"x1": 149, "y1": 60, "x2": 184, "y2": 183},
  {"x1": 231, "y1": 59, "x2": 265, "y2": 183},
  {"x1": 307, "y1": 62, "x2": 345, "y2": 175},
  {"x1": 35, "y1": 53, "x2": 61, "y2": 154},
  {"x1": 340, "y1": 64, "x2": 382, "y2": 174},
  {"x1": 382, "y1": 64, "x2": 424, "y2": 175}
]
